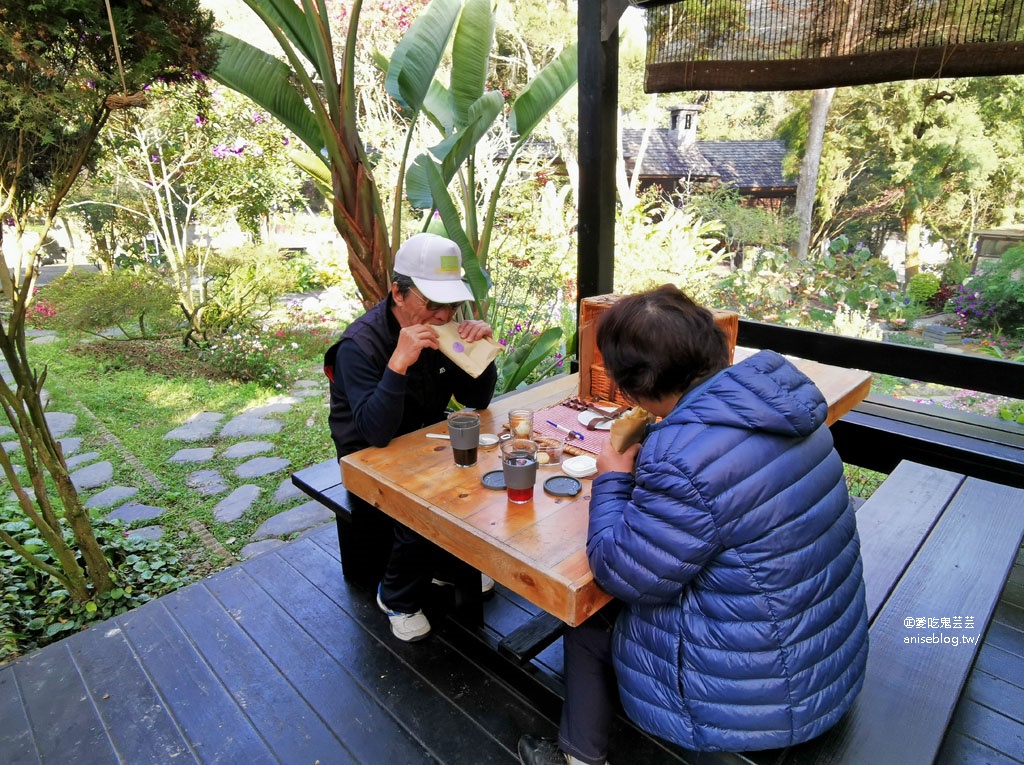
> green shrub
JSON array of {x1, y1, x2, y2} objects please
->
[
  {"x1": 1, "y1": 510, "x2": 191, "y2": 662},
  {"x1": 37, "y1": 269, "x2": 179, "y2": 338},
  {"x1": 907, "y1": 272, "x2": 941, "y2": 305},
  {"x1": 199, "y1": 246, "x2": 300, "y2": 336}
]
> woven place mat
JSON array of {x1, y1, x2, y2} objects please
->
[{"x1": 532, "y1": 401, "x2": 613, "y2": 456}]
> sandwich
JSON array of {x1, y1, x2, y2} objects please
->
[{"x1": 609, "y1": 406, "x2": 655, "y2": 453}]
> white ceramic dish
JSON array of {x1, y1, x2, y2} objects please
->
[
  {"x1": 562, "y1": 455, "x2": 598, "y2": 478},
  {"x1": 479, "y1": 433, "x2": 500, "y2": 448},
  {"x1": 577, "y1": 410, "x2": 614, "y2": 431}
]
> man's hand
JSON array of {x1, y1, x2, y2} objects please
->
[
  {"x1": 596, "y1": 441, "x2": 640, "y2": 476},
  {"x1": 388, "y1": 324, "x2": 440, "y2": 375},
  {"x1": 457, "y1": 320, "x2": 494, "y2": 343}
]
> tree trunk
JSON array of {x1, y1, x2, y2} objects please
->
[
  {"x1": 792, "y1": 88, "x2": 835, "y2": 260},
  {"x1": 0, "y1": 261, "x2": 114, "y2": 601},
  {"x1": 904, "y1": 204, "x2": 923, "y2": 282}
]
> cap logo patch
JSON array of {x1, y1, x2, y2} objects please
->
[{"x1": 436, "y1": 254, "x2": 461, "y2": 276}]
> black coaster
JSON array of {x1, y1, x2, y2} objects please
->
[
  {"x1": 481, "y1": 470, "x2": 506, "y2": 490},
  {"x1": 544, "y1": 475, "x2": 582, "y2": 497}
]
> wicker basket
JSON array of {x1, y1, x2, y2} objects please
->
[{"x1": 578, "y1": 294, "x2": 739, "y2": 405}]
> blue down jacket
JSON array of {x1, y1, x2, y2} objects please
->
[{"x1": 587, "y1": 350, "x2": 868, "y2": 752}]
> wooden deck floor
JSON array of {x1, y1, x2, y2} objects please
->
[{"x1": 1, "y1": 524, "x2": 1021, "y2": 765}]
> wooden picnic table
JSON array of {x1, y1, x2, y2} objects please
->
[{"x1": 339, "y1": 352, "x2": 872, "y2": 627}]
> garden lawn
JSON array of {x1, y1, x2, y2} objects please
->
[{"x1": 22, "y1": 335, "x2": 335, "y2": 558}]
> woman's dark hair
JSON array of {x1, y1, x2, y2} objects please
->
[
  {"x1": 391, "y1": 272, "x2": 415, "y2": 297},
  {"x1": 596, "y1": 285, "x2": 729, "y2": 401}
]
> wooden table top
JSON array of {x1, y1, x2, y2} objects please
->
[{"x1": 340, "y1": 353, "x2": 872, "y2": 626}]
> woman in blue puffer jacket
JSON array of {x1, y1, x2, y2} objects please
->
[{"x1": 518, "y1": 286, "x2": 868, "y2": 765}]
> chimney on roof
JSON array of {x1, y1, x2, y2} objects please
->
[{"x1": 668, "y1": 105, "x2": 701, "y2": 147}]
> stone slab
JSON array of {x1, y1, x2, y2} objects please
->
[
  {"x1": 221, "y1": 441, "x2": 274, "y2": 459},
  {"x1": 240, "y1": 538, "x2": 286, "y2": 560},
  {"x1": 187, "y1": 469, "x2": 229, "y2": 496},
  {"x1": 168, "y1": 447, "x2": 216, "y2": 464},
  {"x1": 128, "y1": 526, "x2": 164, "y2": 541},
  {"x1": 213, "y1": 485, "x2": 262, "y2": 523},
  {"x1": 71, "y1": 461, "x2": 113, "y2": 491},
  {"x1": 243, "y1": 402, "x2": 294, "y2": 417},
  {"x1": 65, "y1": 452, "x2": 101, "y2": 471},
  {"x1": 273, "y1": 478, "x2": 305, "y2": 504},
  {"x1": 108, "y1": 502, "x2": 165, "y2": 523},
  {"x1": 58, "y1": 437, "x2": 82, "y2": 457},
  {"x1": 249, "y1": 500, "x2": 333, "y2": 541},
  {"x1": 218, "y1": 417, "x2": 284, "y2": 439},
  {"x1": 85, "y1": 486, "x2": 139, "y2": 509},
  {"x1": 44, "y1": 412, "x2": 77, "y2": 438},
  {"x1": 164, "y1": 412, "x2": 225, "y2": 441},
  {"x1": 233, "y1": 456, "x2": 290, "y2": 479}
]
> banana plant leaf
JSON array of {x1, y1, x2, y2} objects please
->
[
  {"x1": 385, "y1": 0, "x2": 461, "y2": 113},
  {"x1": 210, "y1": 33, "x2": 324, "y2": 160},
  {"x1": 497, "y1": 326, "x2": 564, "y2": 393},
  {"x1": 247, "y1": 0, "x2": 317, "y2": 65},
  {"x1": 405, "y1": 91, "x2": 504, "y2": 208},
  {"x1": 416, "y1": 154, "x2": 490, "y2": 313},
  {"x1": 449, "y1": 0, "x2": 493, "y2": 125},
  {"x1": 509, "y1": 43, "x2": 578, "y2": 138}
]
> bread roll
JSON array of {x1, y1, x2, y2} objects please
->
[{"x1": 609, "y1": 406, "x2": 654, "y2": 453}]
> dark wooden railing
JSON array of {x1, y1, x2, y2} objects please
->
[{"x1": 737, "y1": 320, "x2": 1024, "y2": 487}]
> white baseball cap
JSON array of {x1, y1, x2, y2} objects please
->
[{"x1": 393, "y1": 233, "x2": 474, "y2": 304}]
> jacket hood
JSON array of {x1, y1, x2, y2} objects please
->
[{"x1": 659, "y1": 349, "x2": 827, "y2": 439}]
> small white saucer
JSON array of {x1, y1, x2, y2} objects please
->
[
  {"x1": 562, "y1": 455, "x2": 597, "y2": 478},
  {"x1": 479, "y1": 433, "x2": 500, "y2": 448}
]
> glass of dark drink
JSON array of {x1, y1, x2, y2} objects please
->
[
  {"x1": 447, "y1": 410, "x2": 481, "y2": 467},
  {"x1": 500, "y1": 438, "x2": 538, "y2": 504}
]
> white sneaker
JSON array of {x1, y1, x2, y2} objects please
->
[
  {"x1": 376, "y1": 586, "x2": 431, "y2": 642},
  {"x1": 431, "y1": 573, "x2": 495, "y2": 593}
]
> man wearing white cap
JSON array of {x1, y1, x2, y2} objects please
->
[{"x1": 326, "y1": 233, "x2": 498, "y2": 642}]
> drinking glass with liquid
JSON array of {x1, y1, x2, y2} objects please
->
[
  {"x1": 447, "y1": 410, "x2": 481, "y2": 467},
  {"x1": 500, "y1": 438, "x2": 538, "y2": 503}
]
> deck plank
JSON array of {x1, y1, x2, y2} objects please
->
[
  {"x1": 10, "y1": 643, "x2": 117, "y2": 762},
  {"x1": 0, "y1": 663, "x2": 38, "y2": 764},
  {"x1": 271, "y1": 534, "x2": 524, "y2": 762},
  {"x1": 118, "y1": 600, "x2": 277, "y2": 764},
  {"x1": 159, "y1": 580, "x2": 355, "y2": 764},
  {"x1": 204, "y1": 562, "x2": 436, "y2": 765},
  {"x1": 67, "y1": 621, "x2": 195, "y2": 763}
]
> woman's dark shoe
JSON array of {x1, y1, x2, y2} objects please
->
[{"x1": 517, "y1": 735, "x2": 568, "y2": 765}]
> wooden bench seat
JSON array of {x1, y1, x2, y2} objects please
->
[{"x1": 773, "y1": 461, "x2": 1024, "y2": 764}]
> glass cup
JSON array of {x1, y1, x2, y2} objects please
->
[
  {"x1": 447, "y1": 410, "x2": 481, "y2": 467},
  {"x1": 501, "y1": 438, "x2": 539, "y2": 504},
  {"x1": 508, "y1": 408, "x2": 534, "y2": 439},
  {"x1": 534, "y1": 436, "x2": 565, "y2": 467}
]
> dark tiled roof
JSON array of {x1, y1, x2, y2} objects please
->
[{"x1": 621, "y1": 129, "x2": 794, "y2": 191}]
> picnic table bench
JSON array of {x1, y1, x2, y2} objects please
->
[{"x1": 292, "y1": 456, "x2": 1024, "y2": 764}]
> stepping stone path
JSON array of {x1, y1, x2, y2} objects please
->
[{"x1": 3, "y1": 377, "x2": 332, "y2": 561}]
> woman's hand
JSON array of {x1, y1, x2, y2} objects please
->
[
  {"x1": 388, "y1": 324, "x2": 440, "y2": 375},
  {"x1": 457, "y1": 320, "x2": 493, "y2": 343},
  {"x1": 596, "y1": 441, "x2": 640, "y2": 476}
]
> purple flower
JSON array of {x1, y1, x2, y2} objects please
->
[
  {"x1": 212, "y1": 144, "x2": 229, "y2": 158},
  {"x1": 195, "y1": 114, "x2": 208, "y2": 126},
  {"x1": 252, "y1": 112, "x2": 263, "y2": 124}
]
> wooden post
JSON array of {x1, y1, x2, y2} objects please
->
[{"x1": 577, "y1": 0, "x2": 623, "y2": 316}]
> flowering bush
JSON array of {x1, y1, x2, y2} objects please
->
[
  {"x1": 201, "y1": 332, "x2": 292, "y2": 388},
  {"x1": 949, "y1": 246, "x2": 1024, "y2": 336},
  {"x1": 25, "y1": 298, "x2": 58, "y2": 329}
]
